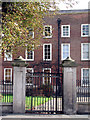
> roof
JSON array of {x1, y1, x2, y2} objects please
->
[{"x1": 58, "y1": 9, "x2": 90, "y2": 14}]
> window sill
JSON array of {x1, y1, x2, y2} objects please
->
[
  {"x1": 61, "y1": 36, "x2": 70, "y2": 38},
  {"x1": 43, "y1": 36, "x2": 52, "y2": 39},
  {"x1": 81, "y1": 85, "x2": 90, "y2": 87},
  {"x1": 81, "y1": 59, "x2": 90, "y2": 61},
  {"x1": 4, "y1": 83, "x2": 12, "y2": 85},
  {"x1": 25, "y1": 59, "x2": 34, "y2": 61},
  {"x1": 4, "y1": 60, "x2": 12, "y2": 62},
  {"x1": 81, "y1": 35, "x2": 90, "y2": 37}
]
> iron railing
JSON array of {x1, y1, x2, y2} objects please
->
[
  {"x1": 77, "y1": 80, "x2": 89, "y2": 102},
  {"x1": 0, "y1": 81, "x2": 13, "y2": 103},
  {"x1": 25, "y1": 72, "x2": 63, "y2": 114}
]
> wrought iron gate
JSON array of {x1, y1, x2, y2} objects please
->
[{"x1": 25, "y1": 72, "x2": 63, "y2": 114}]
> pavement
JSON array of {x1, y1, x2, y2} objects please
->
[{"x1": 0, "y1": 114, "x2": 89, "y2": 120}]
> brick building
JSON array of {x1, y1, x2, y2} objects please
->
[{"x1": 1, "y1": 9, "x2": 90, "y2": 86}]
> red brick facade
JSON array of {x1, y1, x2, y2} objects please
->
[{"x1": 1, "y1": 9, "x2": 90, "y2": 85}]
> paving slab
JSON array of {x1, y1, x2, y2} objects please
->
[{"x1": 0, "y1": 114, "x2": 89, "y2": 120}]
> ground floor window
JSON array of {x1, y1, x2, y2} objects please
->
[
  {"x1": 81, "y1": 43, "x2": 90, "y2": 60},
  {"x1": 81, "y1": 68, "x2": 90, "y2": 86},
  {"x1": 4, "y1": 68, "x2": 12, "y2": 84},
  {"x1": 43, "y1": 68, "x2": 51, "y2": 84},
  {"x1": 26, "y1": 68, "x2": 34, "y2": 85}
]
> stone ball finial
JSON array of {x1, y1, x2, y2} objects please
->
[
  {"x1": 61, "y1": 56, "x2": 78, "y2": 67},
  {"x1": 14, "y1": 56, "x2": 26, "y2": 62},
  {"x1": 12, "y1": 56, "x2": 28, "y2": 67},
  {"x1": 64, "y1": 56, "x2": 75, "y2": 62}
]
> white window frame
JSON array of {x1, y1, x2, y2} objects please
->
[
  {"x1": 27, "y1": 28, "x2": 34, "y2": 39},
  {"x1": 30, "y1": 31, "x2": 34, "y2": 39},
  {"x1": 61, "y1": 25, "x2": 70, "y2": 37},
  {"x1": 43, "y1": 68, "x2": 51, "y2": 84},
  {"x1": 4, "y1": 50, "x2": 12, "y2": 61},
  {"x1": 81, "y1": 68, "x2": 90, "y2": 86},
  {"x1": 31, "y1": 31, "x2": 34, "y2": 39},
  {"x1": 25, "y1": 48, "x2": 34, "y2": 61},
  {"x1": 43, "y1": 43, "x2": 52, "y2": 61},
  {"x1": 43, "y1": 25, "x2": 52, "y2": 38},
  {"x1": 61, "y1": 43, "x2": 70, "y2": 60},
  {"x1": 81, "y1": 43, "x2": 90, "y2": 60},
  {"x1": 26, "y1": 68, "x2": 34, "y2": 85},
  {"x1": 0, "y1": 44, "x2": 1, "y2": 55},
  {"x1": 81, "y1": 24, "x2": 90, "y2": 37},
  {"x1": 4, "y1": 68, "x2": 12, "y2": 84}
]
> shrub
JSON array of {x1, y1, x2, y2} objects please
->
[{"x1": 41, "y1": 83, "x2": 54, "y2": 97}]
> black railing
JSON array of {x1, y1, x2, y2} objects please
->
[
  {"x1": 0, "y1": 81, "x2": 13, "y2": 103},
  {"x1": 25, "y1": 72, "x2": 63, "y2": 113},
  {"x1": 77, "y1": 80, "x2": 89, "y2": 102}
]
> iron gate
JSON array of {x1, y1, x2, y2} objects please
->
[{"x1": 25, "y1": 72, "x2": 63, "y2": 114}]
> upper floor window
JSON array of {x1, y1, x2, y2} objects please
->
[
  {"x1": 4, "y1": 68, "x2": 12, "y2": 84},
  {"x1": 27, "y1": 28, "x2": 34, "y2": 38},
  {"x1": 43, "y1": 44, "x2": 52, "y2": 61},
  {"x1": 4, "y1": 49, "x2": 12, "y2": 61},
  {"x1": 81, "y1": 24, "x2": 90, "y2": 37},
  {"x1": 61, "y1": 25, "x2": 70, "y2": 37},
  {"x1": 61, "y1": 43, "x2": 70, "y2": 60},
  {"x1": 0, "y1": 44, "x2": 1, "y2": 54},
  {"x1": 81, "y1": 68, "x2": 90, "y2": 86},
  {"x1": 81, "y1": 43, "x2": 90, "y2": 60},
  {"x1": 43, "y1": 25, "x2": 52, "y2": 38},
  {"x1": 25, "y1": 47, "x2": 34, "y2": 61}
]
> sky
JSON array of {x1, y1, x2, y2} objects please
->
[{"x1": 58, "y1": 0, "x2": 90, "y2": 10}]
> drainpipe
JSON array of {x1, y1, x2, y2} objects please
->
[{"x1": 57, "y1": 18, "x2": 61, "y2": 74}]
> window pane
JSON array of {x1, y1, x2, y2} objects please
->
[
  {"x1": 4, "y1": 69, "x2": 12, "y2": 84},
  {"x1": 83, "y1": 44, "x2": 89, "y2": 52},
  {"x1": 83, "y1": 53, "x2": 89, "y2": 59},
  {"x1": 43, "y1": 69, "x2": 51, "y2": 84},
  {"x1": 4, "y1": 52, "x2": 12, "y2": 61},
  {"x1": 27, "y1": 28, "x2": 34, "y2": 38},
  {"x1": 26, "y1": 68, "x2": 33, "y2": 84},
  {"x1": 83, "y1": 69, "x2": 89, "y2": 85},
  {"x1": 63, "y1": 45, "x2": 69, "y2": 59},
  {"x1": 27, "y1": 50, "x2": 33, "y2": 60},
  {"x1": 83, "y1": 44, "x2": 89, "y2": 59},
  {"x1": 44, "y1": 44, "x2": 51, "y2": 60},
  {"x1": 63, "y1": 26, "x2": 69, "y2": 37},
  {"x1": 82, "y1": 25, "x2": 89, "y2": 36},
  {"x1": 44, "y1": 26, "x2": 52, "y2": 37}
]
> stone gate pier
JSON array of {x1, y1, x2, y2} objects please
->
[{"x1": 61, "y1": 57, "x2": 78, "y2": 114}]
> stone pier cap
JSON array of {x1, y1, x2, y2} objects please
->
[
  {"x1": 12, "y1": 56, "x2": 28, "y2": 67},
  {"x1": 61, "y1": 56, "x2": 78, "y2": 67}
]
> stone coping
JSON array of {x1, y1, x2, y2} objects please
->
[
  {"x1": 78, "y1": 102, "x2": 90, "y2": 105},
  {"x1": 0, "y1": 103, "x2": 13, "y2": 106},
  {"x1": 12, "y1": 56, "x2": 28, "y2": 67},
  {"x1": 61, "y1": 57, "x2": 78, "y2": 67}
]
